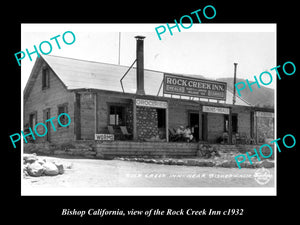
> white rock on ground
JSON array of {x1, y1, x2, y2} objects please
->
[
  {"x1": 23, "y1": 153, "x2": 38, "y2": 164},
  {"x1": 23, "y1": 153, "x2": 70, "y2": 177},
  {"x1": 37, "y1": 158, "x2": 46, "y2": 165},
  {"x1": 42, "y1": 162, "x2": 59, "y2": 176},
  {"x1": 27, "y1": 161, "x2": 44, "y2": 177},
  {"x1": 53, "y1": 161, "x2": 64, "y2": 174}
]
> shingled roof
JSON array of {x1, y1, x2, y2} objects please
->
[{"x1": 24, "y1": 55, "x2": 251, "y2": 106}]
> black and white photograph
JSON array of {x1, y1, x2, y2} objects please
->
[
  {"x1": 21, "y1": 24, "x2": 276, "y2": 195},
  {"x1": 5, "y1": 1, "x2": 298, "y2": 224}
]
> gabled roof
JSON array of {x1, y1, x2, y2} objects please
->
[
  {"x1": 24, "y1": 55, "x2": 251, "y2": 106},
  {"x1": 42, "y1": 54, "x2": 164, "y2": 95}
]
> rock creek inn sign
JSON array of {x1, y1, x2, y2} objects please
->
[{"x1": 163, "y1": 73, "x2": 227, "y2": 101}]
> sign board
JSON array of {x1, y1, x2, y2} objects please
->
[
  {"x1": 136, "y1": 99, "x2": 168, "y2": 108},
  {"x1": 256, "y1": 111, "x2": 274, "y2": 118},
  {"x1": 95, "y1": 134, "x2": 114, "y2": 141},
  {"x1": 203, "y1": 106, "x2": 230, "y2": 114},
  {"x1": 163, "y1": 73, "x2": 227, "y2": 100}
]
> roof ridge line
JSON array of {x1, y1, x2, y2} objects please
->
[{"x1": 42, "y1": 55, "x2": 208, "y2": 78}]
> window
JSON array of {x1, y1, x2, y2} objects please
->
[
  {"x1": 29, "y1": 112, "x2": 37, "y2": 128},
  {"x1": 57, "y1": 104, "x2": 68, "y2": 127},
  {"x1": 109, "y1": 105, "x2": 125, "y2": 126},
  {"x1": 224, "y1": 114, "x2": 238, "y2": 133},
  {"x1": 42, "y1": 68, "x2": 50, "y2": 89}
]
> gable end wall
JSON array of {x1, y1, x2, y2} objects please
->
[{"x1": 24, "y1": 61, "x2": 75, "y2": 144}]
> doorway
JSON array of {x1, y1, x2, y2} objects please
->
[
  {"x1": 157, "y1": 108, "x2": 166, "y2": 139},
  {"x1": 202, "y1": 113, "x2": 208, "y2": 141},
  {"x1": 189, "y1": 112, "x2": 199, "y2": 141}
]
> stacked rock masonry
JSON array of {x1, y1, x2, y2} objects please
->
[{"x1": 136, "y1": 106, "x2": 159, "y2": 140}]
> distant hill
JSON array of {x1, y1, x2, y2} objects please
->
[{"x1": 217, "y1": 77, "x2": 274, "y2": 108}]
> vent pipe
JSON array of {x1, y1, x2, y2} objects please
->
[{"x1": 135, "y1": 36, "x2": 145, "y2": 95}]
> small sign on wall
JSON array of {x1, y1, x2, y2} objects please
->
[
  {"x1": 202, "y1": 106, "x2": 230, "y2": 114},
  {"x1": 95, "y1": 134, "x2": 114, "y2": 141},
  {"x1": 255, "y1": 111, "x2": 274, "y2": 118},
  {"x1": 136, "y1": 99, "x2": 168, "y2": 109}
]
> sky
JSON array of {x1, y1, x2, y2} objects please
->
[{"x1": 21, "y1": 24, "x2": 276, "y2": 90}]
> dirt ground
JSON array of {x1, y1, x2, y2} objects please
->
[{"x1": 22, "y1": 155, "x2": 275, "y2": 192}]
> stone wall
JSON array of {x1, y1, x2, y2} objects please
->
[
  {"x1": 136, "y1": 106, "x2": 159, "y2": 140},
  {"x1": 257, "y1": 117, "x2": 274, "y2": 142},
  {"x1": 125, "y1": 101, "x2": 133, "y2": 134}
]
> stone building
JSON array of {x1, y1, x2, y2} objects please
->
[{"x1": 23, "y1": 36, "x2": 274, "y2": 157}]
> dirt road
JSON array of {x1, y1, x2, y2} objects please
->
[{"x1": 22, "y1": 156, "x2": 274, "y2": 191}]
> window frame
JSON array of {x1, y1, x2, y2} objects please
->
[
  {"x1": 42, "y1": 67, "x2": 50, "y2": 90},
  {"x1": 57, "y1": 103, "x2": 69, "y2": 128},
  {"x1": 29, "y1": 111, "x2": 37, "y2": 129},
  {"x1": 107, "y1": 103, "x2": 127, "y2": 127},
  {"x1": 224, "y1": 114, "x2": 238, "y2": 133}
]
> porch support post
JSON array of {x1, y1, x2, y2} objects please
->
[
  {"x1": 250, "y1": 110, "x2": 255, "y2": 140},
  {"x1": 228, "y1": 107, "x2": 233, "y2": 144},
  {"x1": 199, "y1": 104, "x2": 202, "y2": 141},
  {"x1": 166, "y1": 103, "x2": 169, "y2": 142},
  {"x1": 255, "y1": 111, "x2": 258, "y2": 144},
  {"x1": 74, "y1": 92, "x2": 81, "y2": 140},
  {"x1": 94, "y1": 92, "x2": 97, "y2": 134},
  {"x1": 133, "y1": 98, "x2": 137, "y2": 140}
]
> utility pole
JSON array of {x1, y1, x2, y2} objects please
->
[
  {"x1": 118, "y1": 32, "x2": 121, "y2": 65},
  {"x1": 233, "y1": 63, "x2": 238, "y2": 105}
]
